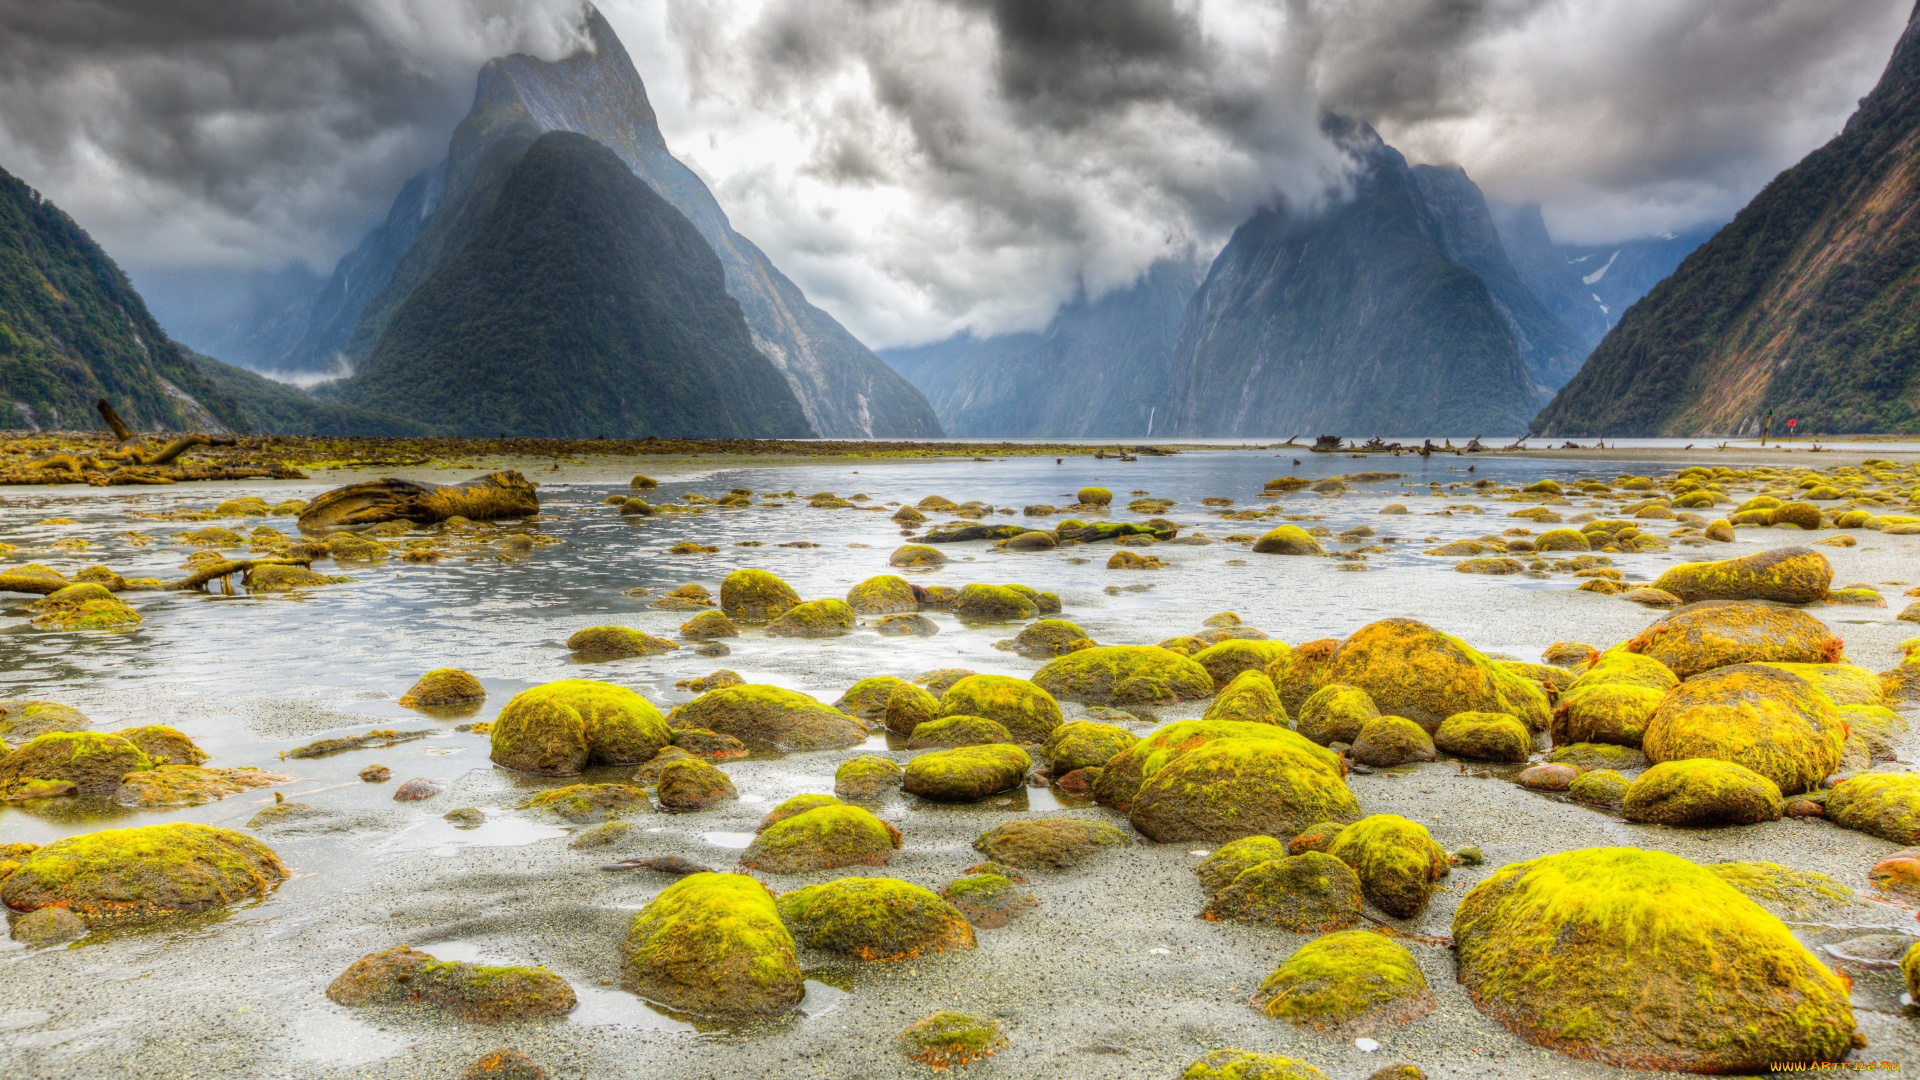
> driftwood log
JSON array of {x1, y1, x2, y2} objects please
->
[{"x1": 297, "y1": 471, "x2": 540, "y2": 529}]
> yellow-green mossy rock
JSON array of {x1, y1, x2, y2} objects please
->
[
  {"x1": 846, "y1": 575, "x2": 919, "y2": 615},
  {"x1": 883, "y1": 681, "x2": 940, "y2": 736},
  {"x1": 739, "y1": 804, "x2": 899, "y2": 872},
  {"x1": 1296, "y1": 684, "x2": 1379, "y2": 746},
  {"x1": 1827, "y1": 773, "x2": 1920, "y2": 844},
  {"x1": 766, "y1": 598, "x2": 856, "y2": 637},
  {"x1": 757, "y1": 793, "x2": 842, "y2": 832},
  {"x1": 1433, "y1": 712, "x2": 1530, "y2": 763},
  {"x1": 1180, "y1": 1049, "x2": 1328, "y2": 1080},
  {"x1": 1093, "y1": 719, "x2": 1345, "y2": 812},
  {"x1": 937, "y1": 674, "x2": 1063, "y2": 742},
  {"x1": 1076, "y1": 486, "x2": 1112, "y2": 505},
  {"x1": 1752, "y1": 662, "x2": 1884, "y2": 705},
  {"x1": 1769, "y1": 502, "x2": 1825, "y2": 529},
  {"x1": 566, "y1": 625, "x2": 678, "y2": 657},
  {"x1": 112, "y1": 764, "x2": 285, "y2": 808},
  {"x1": 776, "y1": 878, "x2": 974, "y2": 961},
  {"x1": 655, "y1": 758, "x2": 737, "y2": 811},
  {"x1": 1904, "y1": 942, "x2": 1920, "y2": 1002},
  {"x1": 1625, "y1": 600, "x2": 1844, "y2": 681},
  {"x1": 490, "y1": 681, "x2": 671, "y2": 776},
  {"x1": 29, "y1": 584, "x2": 140, "y2": 630},
  {"x1": 620, "y1": 872, "x2": 803, "y2": 1018},
  {"x1": 1568, "y1": 768, "x2": 1630, "y2": 806},
  {"x1": 1204, "y1": 850, "x2": 1364, "y2": 932},
  {"x1": 1323, "y1": 619, "x2": 1550, "y2": 733},
  {"x1": 246, "y1": 563, "x2": 351, "y2": 591},
  {"x1": 1708, "y1": 861, "x2": 1855, "y2": 920},
  {"x1": 674, "y1": 610, "x2": 734, "y2": 640},
  {"x1": 1252, "y1": 525, "x2": 1324, "y2": 555},
  {"x1": 1005, "y1": 529, "x2": 1057, "y2": 551},
  {"x1": 1326, "y1": 814, "x2": 1449, "y2": 918},
  {"x1": 522, "y1": 783, "x2": 652, "y2": 822},
  {"x1": 1550, "y1": 742, "x2": 1649, "y2": 771},
  {"x1": 1349, "y1": 716, "x2": 1436, "y2": 767},
  {"x1": 833, "y1": 676, "x2": 911, "y2": 719},
  {"x1": 1195, "y1": 835, "x2": 1294, "y2": 898},
  {"x1": 0, "y1": 700, "x2": 90, "y2": 743},
  {"x1": 1622, "y1": 759, "x2": 1784, "y2": 825},
  {"x1": 1651, "y1": 545, "x2": 1833, "y2": 604},
  {"x1": 0, "y1": 822, "x2": 285, "y2": 924},
  {"x1": 1551, "y1": 649, "x2": 1677, "y2": 747},
  {"x1": 719, "y1": 568, "x2": 801, "y2": 622},
  {"x1": 0, "y1": 731, "x2": 152, "y2": 794},
  {"x1": 1253, "y1": 930, "x2": 1433, "y2": 1034},
  {"x1": 1266, "y1": 638, "x2": 1339, "y2": 716},
  {"x1": 397, "y1": 668, "x2": 485, "y2": 708},
  {"x1": 902, "y1": 744, "x2": 1032, "y2": 802},
  {"x1": 1451, "y1": 847, "x2": 1855, "y2": 1071},
  {"x1": 1543, "y1": 641, "x2": 1598, "y2": 668},
  {"x1": 325, "y1": 533, "x2": 389, "y2": 560},
  {"x1": 1192, "y1": 639, "x2": 1293, "y2": 687},
  {"x1": 888, "y1": 544, "x2": 947, "y2": 568},
  {"x1": 951, "y1": 583, "x2": 1037, "y2": 620},
  {"x1": 1033, "y1": 645, "x2": 1215, "y2": 706},
  {"x1": 673, "y1": 684, "x2": 865, "y2": 751},
  {"x1": 1042, "y1": 721, "x2": 1139, "y2": 775},
  {"x1": 325, "y1": 945, "x2": 576, "y2": 1022},
  {"x1": 1641, "y1": 664, "x2": 1844, "y2": 794},
  {"x1": 907, "y1": 714, "x2": 1011, "y2": 749},
  {"x1": 943, "y1": 871, "x2": 1037, "y2": 928},
  {"x1": 1130, "y1": 736, "x2": 1358, "y2": 843},
  {"x1": 901, "y1": 1011, "x2": 1008, "y2": 1069},
  {"x1": 834, "y1": 756, "x2": 903, "y2": 800},
  {"x1": 1004, "y1": 618, "x2": 1089, "y2": 658},
  {"x1": 114, "y1": 725, "x2": 207, "y2": 766},
  {"x1": 1202, "y1": 670, "x2": 1289, "y2": 726},
  {"x1": 1535, "y1": 528, "x2": 1590, "y2": 552},
  {"x1": 972, "y1": 817, "x2": 1129, "y2": 870}
]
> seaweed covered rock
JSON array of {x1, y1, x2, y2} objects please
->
[
  {"x1": 1265, "y1": 639, "x2": 1339, "y2": 717},
  {"x1": 741, "y1": 805, "x2": 899, "y2": 872},
  {"x1": 1130, "y1": 735, "x2": 1358, "y2": 843},
  {"x1": 1252, "y1": 930, "x2": 1433, "y2": 1034},
  {"x1": 1626, "y1": 601, "x2": 1844, "y2": 680},
  {"x1": 972, "y1": 817, "x2": 1129, "y2": 870},
  {"x1": 888, "y1": 544, "x2": 947, "y2": 568},
  {"x1": 620, "y1": 872, "x2": 803, "y2": 1018},
  {"x1": 0, "y1": 700, "x2": 90, "y2": 743},
  {"x1": 1323, "y1": 619, "x2": 1550, "y2": 733},
  {"x1": 1623, "y1": 759, "x2": 1784, "y2": 825},
  {"x1": 776, "y1": 878, "x2": 974, "y2": 961},
  {"x1": 1195, "y1": 836, "x2": 1294, "y2": 898},
  {"x1": 907, "y1": 714, "x2": 1012, "y2": 749},
  {"x1": 524, "y1": 783, "x2": 653, "y2": 822},
  {"x1": 1452, "y1": 847, "x2": 1855, "y2": 1071},
  {"x1": 0, "y1": 731, "x2": 152, "y2": 794},
  {"x1": 951, "y1": 583, "x2": 1037, "y2": 621},
  {"x1": 1432, "y1": 712, "x2": 1530, "y2": 763},
  {"x1": 10, "y1": 905, "x2": 87, "y2": 946},
  {"x1": 1200, "y1": 670, "x2": 1288, "y2": 727},
  {"x1": 490, "y1": 681, "x2": 671, "y2": 776},
  {"x1": 1326, "y1": 815, "x2": 1449, "y2": 918},
  {"x1": 1641, "y1": 664, "x2": 1844, "y2": 794},
  {"x1": 113, "y1": 764, "x2": 286, "y2": 808},
  {"x1": 1093, "y1": 719, "x2": 1345, "y2": 812},
  {"x1": 1180, "y1": 1050, "x2": 1328, "y2": 1080},
  {"x1": 1193, "y1": 639, "x2": 1293, "y2": 687},
  {"x1": 326, "y1": 946, "x2": 576, "y2": 1022},
  {"x1": 567, "y1": 626, "x2": 679, "y2": 658},
  {"x1": 112, "y1": 725, "x2": 207, "y2": 767},
  {"x1": 943, "y1": 871, "x2": 1038, "y2": 928},
  {"x1": 679, "y1": 611, "x2": 738, "y2": 639},
  {"x1": 1651, "y1": 546, "x2": 1833, "y2": 604},
  {"x1": 883, "y1": 681, "x2": 941, "y2": 736},
  {"x1": 902, "y1": 744, "x2": 1032, "y2": 802},
  {"x1": 846, "y1": 575, "x2": 919, "y2": 615},
  {"x1": 1204, "y1": 851, "x2": 1364, "y2": 932},
  {"x1": 1041, "y1": 721, "x2": 1138, "y2": 775},
  {"x1": 835, "y1": 756, "x2": 903, "y2": 800},
  {"x1": 0, "y1": 822, "x2": 285, "y2": 923},
  {"x1": 655, "y1": 759, "x2": 737, "y2": 811},
  {"x1": 674, "y1": 685, "x2": 865, "y2": 751},
  {"x1": 1295, "y1": 684, "x2": 1379, "y2": 746},
  {"x1": 1252, "y1": 526, "x2": 1324, "y2": 555},
  {"x1": 901, "y1": 1011, "x2": 1007, "y2": 1069},
  {"x1": 833, "y1": 676, "x2": 912, "y2": 719},
  {"x1": 718, "y1": 569, "x2": 801, "y2": 622},
  {"x1": 1004, "y1": 618, "x2": 1090, "y2": 658},
  {"x1": 1567, "y1": 769, "x2": 1630, "y2": 807},
  {"x1": 1033, "y1": 645, "x2": 1214, "y2": 706},
  {"x1": 30, "y1": 584, "x2": 141, "y2": 630},
  {"x1": 1549, "y1": 742, "x2": 1649, "y2": 772},
  {"x1": 1349, "y1": 716, "x2": 1437, "y2": 767},
  {"x1": 767, "y1": 599, "x2": 856, "y2": 637},
  {"x1": 937, "y1": 675, "x2": 1062, "y2": 742},
  {"x1": 1827, "y1": 773, "x2": 1920, "y2": 844},
  {"x1": 1551, "y1": 649, "x2": 1678, "y2": 748},
  {"x1": 397, "y1": 669, "x2": 486, "y2": 708}
]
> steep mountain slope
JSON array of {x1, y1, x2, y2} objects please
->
[
  {"x1": 1163, "y1": 121, "x2": 1539, "y2": 437},
  {"x1": 334, "y1": 132, "x2": 813, "y2": 439},
  {"x1": 880, "y1": 260, "x2": 1202, "y2": 437},
  {"x1": 0, "y1": 166, "x2": 244, "y2": 432},
  {"x1": 1409, "y1": 166, "x2": 1591, "y2": 395},
  {"x1": 1535, "y1": 4, "x2": 1920, "y2": 435},
  {"x1": 181, "y1": 350, "x2": 428, "y2": 436}
]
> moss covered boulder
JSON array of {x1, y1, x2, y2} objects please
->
[
  {"x1": 1324, "y1": 619, "x2": 1550, "y2": 733},
  {"x1": 833, "y1": 676, "x2": 912, "y2": 719},
  {"x1": 741, "y1": 804, "x2": 899, "y2": 872},
  {"x1": 1180, "y1": 1050, "x2": 1328, "y2": 1080},
  {"x1": 1033, "y1": 645, "x2": 1214, "y2": 706},
  {"x1": 1, "y1": 822, "x2": 285, "y2": 923},
  {"x1": 1827, "y1": 773, "x2": 1920, "y2": 844},
  {"x1": 1130, "y1": 736, "x2": 1358, "y2": 843},
  {"x1": 1326, "y1": 815, "x2": 1449, "y2": 918},
  {"x1": 1626, "y1": 601, "x2": 1844, "y2": 680},
  {"x1": 1550, "y1": 742, "x2": 1648, "y2": 772},
  {"x1": 902, "y1": 744, "x2": 1032, "y2": 802},
  {"x1": 888, "y1": 544, "x2": 947, "y2": 568},
  {"x1": 972, "y1": 817, "x2": 1129, "y2": 870},
  {"x1": 777, "y1": 878, "x2": 974, "y2": 961},
  {"x1": 765, "y1": 599, "x2": 855, "y2": 637},
  {"x1": 846, "y1": 575, "x2": 919, "y2": 615},
  {"x1": 491, "y1": 680, "x2": 671, "y2": 776},
  {"x1": 1252, "y1": 526, "x2": 1324, "y2": 555},
  {"x1": 655, "y1": 758, "x2": 737, "y2": 811},
  {"x1": 0, "y1": 731, "x2": 152, "y2": 794},
  {"x1": 326, "y1": 945, "x2": 576, "y2": 1022},
  {"x1": 0, "y1": 700, "x2": 90, "y2": 743},
  {"x1": 1622, "y1": 759, "x2": 1784, "y2": 825},
  {"x1": 522, "y1": 783, "x2": 653, "y2": 823},
  {"x1": 1004, "y1": 618, "x2": 1090, "y2": 658},
  {"x1": 1094, "y1": 719, "x2": 1345, "y2": 812},
  {"x1": 397, "y1": 669, "x2": 485, "y2": 708},
  {"x1": 1641, "y1": 664, "x2": 1844, "y2": 794},
  {"x1": 719, "y1": 568, "x2": 801, "y2": 622},
  {"x1": 673, "y1": 684, "x2": 865, "y2": 751},
  {"x1": 1350, "y1": 716, "x2": 1436, "y2": 767},
  {"x1": 621, "y1": 872, "x2": 803, "y2": 1018},
  {"x1": 1295, "y1": 684, "x2": 1379, "y2": 746},
  {"x1": 907, "y1": 714, "x2": 1012, "y2": 749},
  {"x1": 1651, "y1": 546, "x2": 1833, "y2": 604},
  {"x1": 900, "y1": 1011, "x2": 1007, "y2": 1069},
  {"x1": 1042, "y1": 721, "x2": 1138, "y2": 775},
  {"x1": 951, "y1": 583, "x2": 1037, "y2": 621},
  {"x1": 1252, "y1": 930, "x2": 1433, "y2": 1034},
  {"x1": 1194, "y1": 835, "x2": 1294, "y2": 898},
  {"x1": 943, "y1": 871, "x2": 1038, "y2": 928},
  {"x1": 1204, "y1": 850, "x2": 1364, "y2": 932},
  {"x1": 1567, "y1": 768, "x2": 1631, "y2": 807},
  {"x1": 1551, "y1": 649, "x2": 1677, "y2": 747},
  {"x1": 1266, "y1": 638, "x2": 1339, "y2": 717},
  {"x1": 679, "y1": 610, "x2": 737, "y2": 639},
  {"x1": 1433, "y1": 712, "x2": 1530, "y2": 763},
  {"x1": 1200, "y1": 670, "x2": 1288, "y2": 727},
  {"x1": 567, "y1": 625, "x2": 679, "y2": 658},
  {"x1": 882, "y1": 681, "x2": 940, "y2": 736},
  {"x1": 115, "y1": 725, "x2": 207, "y2": 767},
  {"x1": 29, "y1": 583, "x2": 141, "y2": 630},
  {"x1": 1452, "y1": 847, "x2": 1855, "y2": 1071},
  {"x1": 835, "y1": 756, "x2": 903, "y2": 800},
  {"x1": 937, "y1": 675, "x2": 1062, "y2": 742},
  {"x1": 1193, "y1": 639, "x2": 1292, "y2": 687}
]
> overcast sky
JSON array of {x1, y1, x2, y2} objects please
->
[{"x1": 0, "y1": 0, "x2": 1909, "y2": 348}]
